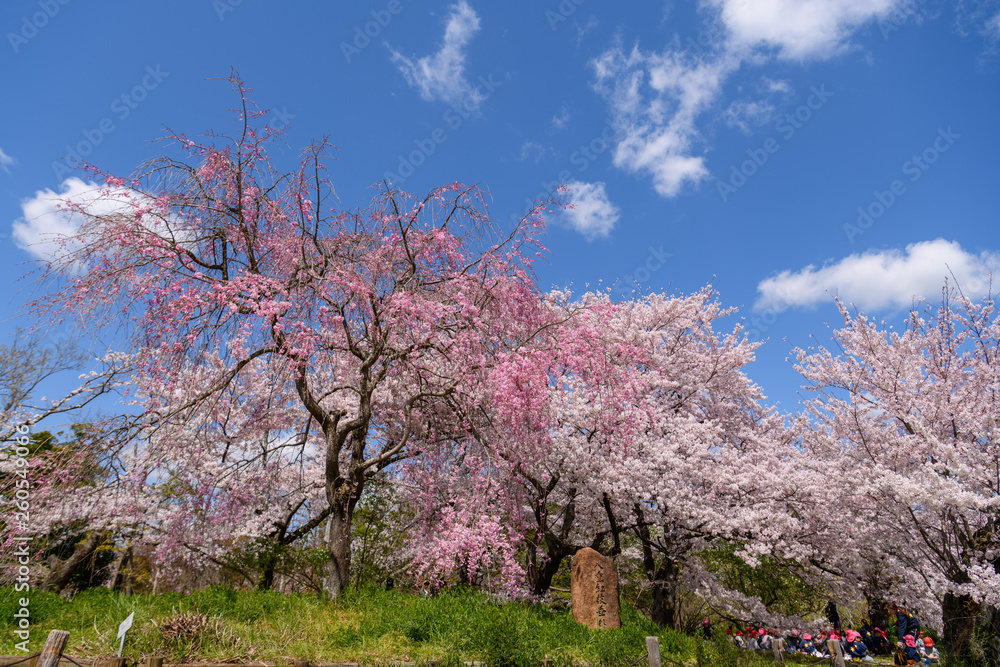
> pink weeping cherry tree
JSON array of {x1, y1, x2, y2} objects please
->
[
  {"x1": 25, "y1": 75, "x2": 556, "y2": 599},
  {"x1": 400, "y1": 286, "x2": 805, "y2": 621}
]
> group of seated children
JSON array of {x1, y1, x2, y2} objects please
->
[
  {"x1": 718, "y1": 604, "x2": 940, "y2": 666},
  {"x1": 782, "y1": 628, "x2": 876, "y2": 662}
]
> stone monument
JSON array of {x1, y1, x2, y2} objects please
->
[{"x1": 570, "y1": 547, "x2": 620, "y2": 629}]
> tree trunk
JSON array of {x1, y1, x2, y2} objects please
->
[
  {"x1": 943, "y1": 591, "x2": 980, "y2": 663},
  {"x1": 531, "y1": 544, "x2": 573, "y2": 596},
  {"x1": 103, "y1": 546, "x2": 126, "y2": 589},
  {"x1": 258, "y1": 558, "x2": 276, "y2": 590},
  {"x1": 41, "y1": 530, "x2": 108, "y2": 593},
  {"x1": 648, "y1": 558, "x2": 681, "y2": 630},
  {"x1": 862, "y1": 578, "x2": 891, "y2": 633},
  {"x1": 324, "y1": 490, "x2": 358, "y2": 599},
  {"x1": 983, "y1": 604, "x2": 1000, "y2": 667},
  {"x1": 632, "y1": 506, "x2": 681, "y2": 629},
  {"x1": 104, "y1": 544, "x2": 133, "y2": 592}
]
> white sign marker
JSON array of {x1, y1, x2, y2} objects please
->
[{"x1": 117, "y1": 612, "x2": 134, "y2": 657}]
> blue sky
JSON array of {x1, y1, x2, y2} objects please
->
[{"x1": 2, "y1": 0, "x2": 999, "y2": 412}]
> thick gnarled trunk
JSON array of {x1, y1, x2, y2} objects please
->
[
  {"x1": 634, "y1": 505, "x2": 682, "y2": 629},
  {"x1": 529, "y1": 542, "x2": 574, "y2": 596},
  {"x1": 41, "y1": 530, "x2": 108, "y2": 593},
  {"x1": 324, "y1": 485, "x2": 360, "y2": 599},
  {"x1": 104, "y1": 544, "x2": 133, "y2": 593},
  {"x1": 861, "y1": 562, "x2": 892, "y2": 632},
  {"x1": 648, "y1": 559, "x2": 681, "y2": 629},
  {"x1": 943, "y1": 591, "x2": 981, "y2": 664}
]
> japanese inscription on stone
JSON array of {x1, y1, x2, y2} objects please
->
[{"x1": 570, "y1": 547, "x2": 620, "y2": 629}]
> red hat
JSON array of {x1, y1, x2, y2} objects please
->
[
  {"x1": 791, "y1": 629, "x2": 799, "y2": 636},
  {"x1": 904, "y1": 635, "x2": 916, "y2": 648},
  {"x1": 703, "y1": 619, "x2": 709, "y2": 624},
  {"x1": 736, "y1": 631, "x2": 744, "y2": 636},
  {"x1": 803, "y1": 634, "x2": 812, "y2": 640},
  {"x1": 924, "y1": 637, "x2": 934, "y2": 647}
]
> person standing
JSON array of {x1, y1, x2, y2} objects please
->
[
  {"x1": 887, "y1": 603, "x2": 921, "y2": 645},
  {"x1": 826, "y1": 600, "x2": 842, "y2": 632}
]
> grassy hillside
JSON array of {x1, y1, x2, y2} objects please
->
[{"x1": 3, "y1": 585, "x2": 710, "y2": 666}]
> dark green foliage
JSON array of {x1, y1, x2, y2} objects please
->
[{"x1": 701, "y1": 541, "x2": 826, "y2": 619}]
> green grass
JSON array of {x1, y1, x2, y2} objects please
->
[{"x1": 2, "y1": 585, "x2": 702, "y2": 666}]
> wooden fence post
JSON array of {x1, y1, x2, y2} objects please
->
[
  {"x1": 145, "y1": 658, "x2": 163, "y2": 667},
  {"x1": 37, "y1": 630, "x2": 70, "y2": 667},
  {"x1": 772, "y1": 637, "x2": 785, "y2": 664},
  {"x1": 828, "y1": 639, "x2": 846, "y2": 667},
  {"x1": 293, "y1": 661, "x2": 309, "y2": 667},
  {"x1": 645, "y1": 636, "x2": 662, "y2": 667}
]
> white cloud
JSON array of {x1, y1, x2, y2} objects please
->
[
  {"x1": 953, "y1": 0, "x2": 1000, "y2": 55},
  {"x1": 0, "y1": 146, "x2": 16, "y2": 174},
  {"x1": 552, "y1": 105, "x2": 571, "y2": 130},
  {"x1": 575, "y1": 15, "x2": 599, "y2": 44},
  {"x1": 12, "y1": 178, "x2": 182, "y2": 265},
  {"x1": 388, "y1": 1, "x2": 483, "y2": 109},
  {"x1": 765, "y1": 77, "x2": 792, "y2": 94},
  {"x1": 13, "y1": 178, "x2": 105, "y2": 261},
  {"x1": 723, "y1": 77, "x2": 794, "y2": 133},
  {"x1": 989, "y1": 11, "x2": 1000, "y2": 37},
  {"x1": 561, "y1": 180, "x2": 620, "y2": 241},
  {"x1": 592, "y1": 45, "x2": 738, "y2": 197},
  {"x1": 983, "y1": 9, "x2": 1000, "y2": 55},
  {"x1": 723, "y1": 99, "x2": 776, "y2": 133},
  {"x1": 518, "y1": 141, "x2": 549, "y2": 163},
  {"x1": 709, "y1": 0, "x2": 902, "y2": 60},
  {"x1": 754, "y1": 239, "x2": 1000, "y2": 313},
  {"x1": 591, "y1": 0, "x2": 906, "y2": 199}
]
